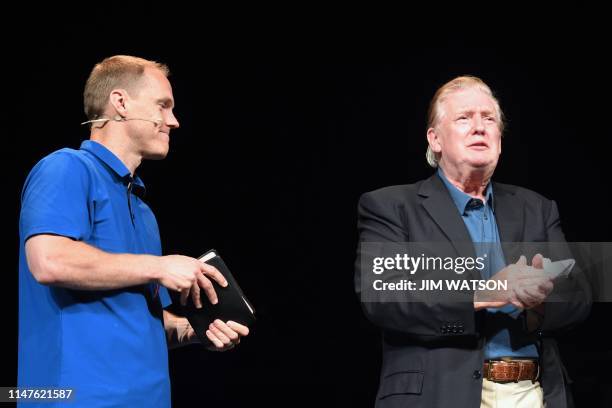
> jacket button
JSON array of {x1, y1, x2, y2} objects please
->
[{"x1": 473, "y1": 370, "x2": 482, "y2": 379}]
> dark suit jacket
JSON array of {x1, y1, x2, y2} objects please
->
[{"x1": 355, "y1": 174, "x2": 591, "y2": 408}]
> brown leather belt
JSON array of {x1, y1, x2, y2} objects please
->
[{"x1": 483, "y1": 359, "x2": 539, "y2": 383}]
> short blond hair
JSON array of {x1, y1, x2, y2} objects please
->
[
  {"x1": 83, "y1": 55, "x2": 169, "y2": 121},
  {"x1": 426, "y1": 76, "x2": 505, "y2": 168}
]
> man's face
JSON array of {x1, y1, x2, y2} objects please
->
[
  {"x1": 125, "y1": 67, "x2": 179, "y2": 159},
  {"x1": 428, "y1": 88, "x2": 501, "y2": 172}
]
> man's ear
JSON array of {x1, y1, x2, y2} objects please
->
[
  {"x1": 108, "y1": 89, "x2": 129, "y2": 118},
  {"x1": 427, "y1": 127, "x2": 442, "y2": 153}
]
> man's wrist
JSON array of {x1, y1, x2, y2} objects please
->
[
  {"x1": 142, "y1": 255, "x2": 163, "y2": 283},
  {"x1": 178, "y1": 317, "x2": 200, "y2": 346}
]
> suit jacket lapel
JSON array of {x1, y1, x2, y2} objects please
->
[
  {"x1": 418, "y1": 174, "x2": 475, "y2": 258},
  {"x1": 492, "y1": 183, "x2": 523, "y2": 241},
  {"x1": 493, "y1": 182, "x2": 524, "y2": 264}
]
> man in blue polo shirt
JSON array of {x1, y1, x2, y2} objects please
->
[{"x1": 18, "y1": 55, "x2": 249, "y2": 407}]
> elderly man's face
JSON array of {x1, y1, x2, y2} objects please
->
[{"x1": 428, "y1": 88, "x2": 501, "y2": 172}]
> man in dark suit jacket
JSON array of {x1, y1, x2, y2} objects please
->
[{"x1": 355, "y1": 76, "x2": 591, "y2": 407}]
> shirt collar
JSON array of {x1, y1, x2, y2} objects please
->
[
  {"x1": 80, "y1": 140, "x2": 146, "y2": 195},
  {"x1": 437, "y1": 168, "x2": 493, "y2": 215}
]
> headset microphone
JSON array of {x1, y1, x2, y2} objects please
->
[{"x1": 81, "y1": 115, "x2": 162, "y2": 127}]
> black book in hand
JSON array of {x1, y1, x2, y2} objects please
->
[{"x1": 183, "y1": 249, "x2": 256, "y2": 345}]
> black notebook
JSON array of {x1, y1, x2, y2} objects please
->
[{"x1": 183, "y1": 249, "x2": 256, "y2": 345}]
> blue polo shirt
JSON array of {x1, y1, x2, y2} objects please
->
[
  {"x1": 18, "y1": 140, "x2": 172, "y2": 407},
  {"x1": 438, "y1": 169, "x2": 538, "y2": 359}
]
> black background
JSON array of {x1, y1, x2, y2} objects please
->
[{"x1": 4, "y1": 14, "x2": 611, "y2": 407}]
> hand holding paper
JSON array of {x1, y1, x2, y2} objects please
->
[{"x1": 541, "y1": 258, "x2": 575, "y2": 279}]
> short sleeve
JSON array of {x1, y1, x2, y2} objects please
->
[{"x1": 20, "y1": 151, "x2": 93, "y2": 242}]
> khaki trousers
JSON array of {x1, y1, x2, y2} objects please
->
[{"x1": 480, "y1": 378, "x2": 545, "y2": 408}]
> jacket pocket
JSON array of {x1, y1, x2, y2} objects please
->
[{"x1": 378, "y1": 370, "x2": 424, "y2": 399}]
